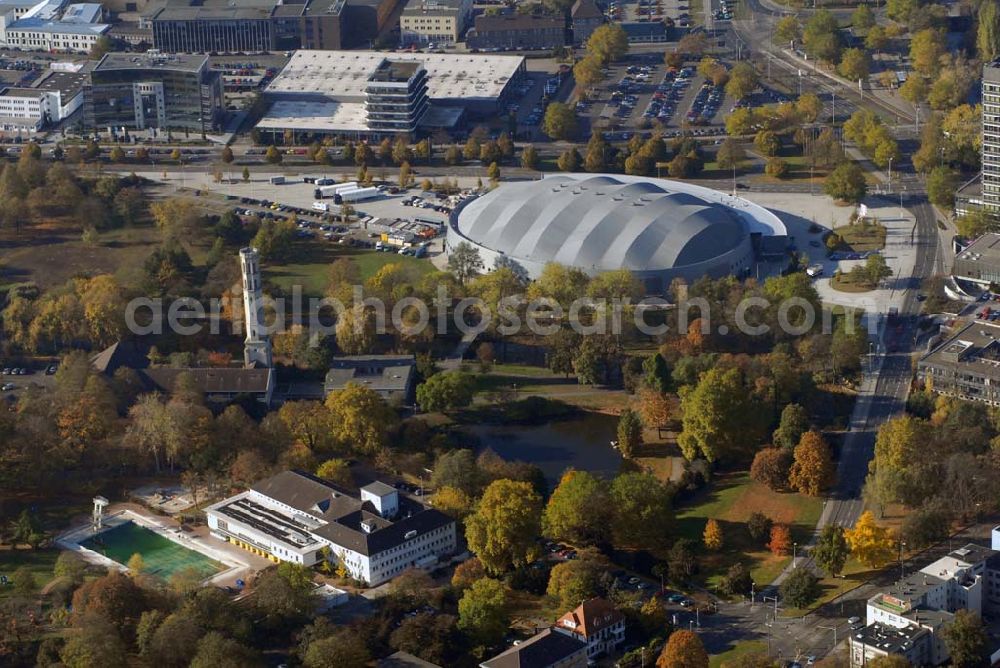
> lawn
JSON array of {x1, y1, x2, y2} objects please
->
[
  {"x1": 675, "y1": 473, "x2": 824, "y2": 590},
  {"x1": 265, "y1": 238, "x2": 434, "y2": 297},
  {"x1": 830, "y1": 271, "x2": 878, "y2": 293},
  {"x1": 462, "y1": 362, "x2": 632, "y2": 413},
  {"x1": 0, "y1": 548, "x2": 60, "y2": 598},
  {"x1": 709, "y1": 641, "x2": 768, "y2": 668},
  {"x1": 0, "y1": 224, "x2": 164, "y2": 291},
  {"x1": 832, "y1": 221, "x2": 887, "y2": 253}
]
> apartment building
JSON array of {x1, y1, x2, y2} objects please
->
[
  {"x1": 466, "y1": 13, "x2": 565, "y2": 51},
  {"x1": 850, "y1": 544, "x2": 1000, "y2": 667},
  {"x1": 983, "y1": 62, "x2": 1000, "y2": 214},
  {"x1": 917, "y1": 319, "x2": 1000, "y2": 405},
  {"x1": 399, "y1": 0, "x2": 472, "y2": 46},
  {"x1": 205, "y1": 471, "x2": 457, "y2": 585}
]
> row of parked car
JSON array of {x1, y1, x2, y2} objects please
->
[{"x1": 686, "y1": 80, "x2": 724, "y2": 125}]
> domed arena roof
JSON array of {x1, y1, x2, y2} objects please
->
[{"x1": 452, "y1": 175, "x2": 772, "y2": 275}]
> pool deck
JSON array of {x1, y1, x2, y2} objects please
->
[{"x1": 56, "y1": 503, "x2": 272, "y2": 588}]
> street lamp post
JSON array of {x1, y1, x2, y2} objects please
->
[
  {"x1": 818, "y1": 624, "x2": 838, "y2": 648},
  {"x1": 793, "y1": 542, "x2": 798, "y2": 567},
  {"x1": 887, "y1": 156, "x2": 892, "y2": 191},
  {"x1": 763, "y1": 594, "x2": 779, "y2": 616},
  {"x1": 898, "y1": 540, "x2": 907, "y2": 580}
]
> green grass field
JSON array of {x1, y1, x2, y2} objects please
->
[
  {"x1": 675, "y1": 473, "x2": 824, "y2": 590},
  {"x1": 0, "y1": 549, "x2": 59, "y2": 598},
  {"x1": 709, "y1": 641, "x2": 768, "y2": 668},
  {"x1": 832, "y1": 222, "x2": 887, "y2": 253},
  {"x1": 265, "y1": 238, "x2": 434, "y2": 297}
]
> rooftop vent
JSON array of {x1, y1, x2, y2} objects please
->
[{"x1": 404, "y1": 529, "x2": 417, "y2": 539}]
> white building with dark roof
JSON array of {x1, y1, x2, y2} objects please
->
[
  {"x1": 205, "y1": 470, "x2": 457, "y2": 585},
  {"x1": 850, "y1": 543, "x2": 1000, "y2": 667}
]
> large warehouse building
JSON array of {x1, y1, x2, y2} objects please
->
[
  {"x1": 256, "y1": 49, "x2": 525, "y2": 139},
  {"x1": 447, "y1": 174, "x2": 789, "y2": 292}
]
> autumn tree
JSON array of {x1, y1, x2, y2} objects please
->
[
  {"x1": 452, "y1": 558, "x2": 486, "y2": 590},
  {"x1": 845, "y1": 511, "x2": 895, "y2": 568},
  {"x1": 823, "y1": 162, "x2": 867, "y2": 204},
  {"x1": 543, "y1": 469, "x2": 610, "y2": 545},
  {"x1": 774, "y1": 15, "x2": 801, "y2": 44},
  {"x1": 657, "y1": 629, "x2": 708, "y2": 668},
  {"x1": 610, "y1": 472, "x2": 673, "y2": 550},
  {"x1": 980, "y1": 0, "x2": 1000, "y2": 61},
  {"x1": 315, "y1": 459, "x2": 352, "y2": 487},
  {"x1": 432, "y1": 486, "x2": 473, "y2": 520},
  {"x1": 324, "y1": 382, "x2": 399, "y2": 455},
  {"x1": 788, "y1": 431, "x2": 834, "y2": 496},
  {"x1": 768, "y1": 524, "x2": 792, "y2": 555},
  {"x1": 703, "y1": 518, "x2": 723, "y2": 551},
  {"x1": 678, "y1": 367, "x2": 761, "y2": 463},
  {"x1": 547, "y1": 548, "x2": 609, "y2": 610},
  {"x1": 750, "y1": 447, "x2": 793, "y2": 491},
  {"x1": 802, "y1": 10, "x2": 842, "y2": 62},
  {"x1": 542, "y1": 102, "x2": 579, "y2": 140},
  {"x1": 465, "y1": 479, "x2": 542, "y2": 575},
  {"x1": 637, "y1": 386, "x2": 672, "y2": 434},
  {"x1": 585, "y1": 23, "x2": 629, "y2": 65},
  {"x1": 457, "y1": 578, "x2": 508, "y2": 646}
]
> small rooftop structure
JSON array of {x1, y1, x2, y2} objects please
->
[{"x1": 368, "y1": 59, "x2": 423, "y2": 83}]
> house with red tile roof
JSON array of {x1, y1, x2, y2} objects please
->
[{"x1": 554, "y1": 597, "x2": 626, "y2": 659}]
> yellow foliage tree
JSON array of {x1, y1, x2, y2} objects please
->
[
  {"x1": 845, "y1": 511, "x2": 895, "y2": 568},
  {"x1": 703, "y1": 518, "x2": 723, "y2": 551},
  {"x1": 432, "y1": 486, "x2": 473, "y2": 520}
]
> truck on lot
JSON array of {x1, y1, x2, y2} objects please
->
[
  {"x1": 334, "y1": 186, "x2": 380, "y2": 203},
  {"x1": 315, "y1": 181, "x2": 358, "y2": 198},
  {"x1": 269, "y1": 175, "x2": 285, "y2": 185},
  {"x1": 805, "y1": 264, "x2": 824, "y2": 277}
]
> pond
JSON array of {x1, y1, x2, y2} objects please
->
[{"x1": 466, "y1": 412, "x2": 623, "y2": 488}]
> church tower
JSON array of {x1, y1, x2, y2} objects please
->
[{"x1": 239, "y1": 247, "x2": 272, "y2": 369}]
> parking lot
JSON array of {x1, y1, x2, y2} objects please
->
[
  {"x1": 509, "y1": 62, "x2": 576, "y2": 141},
  {"x1": 579, "y1": 52, "x2": 731, "y2": 138},
  {"x1": 159, "y1": 171, "x2": 481, "y2": 260},
  {"x1": 0, "y1": 361, "x2": 57, "y2": 403}
]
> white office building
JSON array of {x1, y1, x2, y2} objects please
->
[
  {"x1": 205, "y1": 470, "x2": 457, "y2": 585},
  {"x1": 0, "y1": 0, "x2": 108, "y2": 52}
]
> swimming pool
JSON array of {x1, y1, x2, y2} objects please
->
[{"x1": 80, "y1": 521, "x2": 222, "y2": 581}]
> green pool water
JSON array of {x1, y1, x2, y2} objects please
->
[{"x1": 80, "y1": 520, "x2": 222, "y2": 581}]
